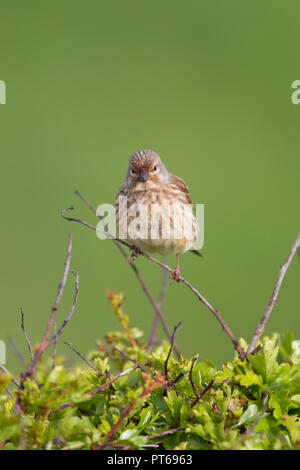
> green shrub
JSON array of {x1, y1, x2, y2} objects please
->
[{"x1": 1, "y1": 291, "x2": 300, "y2": 450}]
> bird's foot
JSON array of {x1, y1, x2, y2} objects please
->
[
  {"x1": 130, "y1": 245, "x2": 140, "y2": 261},
  {"x1": 170, "y1": 266, "x2": 181, "y2": 283}
]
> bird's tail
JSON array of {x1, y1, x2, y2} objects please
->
[{"x1": 189, "y1": 249, "x2": 203, "y2": 258}]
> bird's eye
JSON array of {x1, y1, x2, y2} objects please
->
[
  {"x1": 130, "y1": 168, "x2": 136, "y2": 176},
  {"x1": 153, "y1": 165, "x2": 159, "y2": 172}
]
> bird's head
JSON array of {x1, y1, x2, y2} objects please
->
[{"x1": 125, "y1": 149, "x2": 169, "y2": 190}]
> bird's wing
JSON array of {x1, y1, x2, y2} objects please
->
[
  {"x1": 169, "y1": 174, "x2": 202, "y2": 256},
  {"x1": 169, "y1": 173, "x2": 193, "y2": 205},
  {"x1": 115, "y1": 184, "x2": 127, "y2": 204}
]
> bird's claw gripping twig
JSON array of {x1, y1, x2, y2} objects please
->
[
  {"x1": 170, "y1": 267, "x2": 181, "y2": 283},
  {"x1": 170, "y1": 255, "x2": 181, "y2": 283},
  {"x1": 130, "y1": 245, "x2": 141, "y2": 261}
]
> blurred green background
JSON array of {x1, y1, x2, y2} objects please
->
[{"x1": 1, "y1": 1, "x2": 299, "y2": 374}]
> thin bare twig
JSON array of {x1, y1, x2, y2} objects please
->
[
  {"x1": 148, "y1": 427, "x2": 184, "y2": 441},
  {"x1": 52, "y1": 318, "x2": 57, "y2": 369},
  {"x1": 0, "y1": 364, "x2": 20, "y2": 388},
  {"x1": 113, "y1": 346, "x2": 155, "y2": 380},
  {"x1": 113, "y1": 243, "x2": 181, "y2": 357},
  {"x1": 72, "y1": 191, "x2": 181, "y2": 358},
  {"x1": 42, "y1": 232, "x2": 72, "y2": 346},
  {"x1": 64, "y1": 341, "x2": 102, "y2": 375},
  {"x1": 190, "y1": 379, "x2": 215, "y2": 408},
  {"x1": 21, "y1": 237, "x2": 79, "y2": 387},
  {"x1": 61, "y1": 203, "x2": 244, "y2": 359},
  {"x1": 247, "y1": 233, "x2": 300, "y2": 355},
  {"x1": 111, "y1": 350, "x2": 188, "y2": 403},
  {"x1": 5, "y1": 387, "x2": 14, "y2": 400},
  {"x1": 48, "y1": 401, "x2": 74, "y2": 416},
  {"x1": 86, "y1": 362, "x2": 152, "y2": 396},
  {"x1": 189, "y1": 356, "x2": 200, "y2": 400},
  {"x1": 170, "y1": 370, "x2": 187, "y2": 386},
  {"x1": 15, "y1": 258, "x2": 79, "y2": 411},
  {"x1": 94, "y1": 374, "x2": 166, "y2": 448},
  {"x1": 164, "y1": 322, "x2": 182, "y2": 385},
  {"x1": 94, "y1": 443, "x2": 134, "y2": 450},
  {"x1": 75, "y1": 190, "x2": 98, "y2": 214},
  {"x1": 46, "y1": 268, "x2": 79, "y2": 350},
  {"x1": 20, "y1": 307, "x2": 34, "y2": 362},
  {"x1": 26, "y1": 232, "x2": 73, "y2": 375}
]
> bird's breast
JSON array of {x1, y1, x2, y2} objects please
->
[{"x1": 115, "y1": 187, "x2": 199, "y2": 255}]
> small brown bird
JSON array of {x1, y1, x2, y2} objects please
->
[{"x1": 115, "y1": 149, "x2": 200, "y2": 281}]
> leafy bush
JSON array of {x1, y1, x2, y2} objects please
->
[{"x1": 1, "y1": 291, "x2": 300, "y2": 450}]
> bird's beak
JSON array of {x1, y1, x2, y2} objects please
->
[{"x1": 138, "y1": 170, "x2": 149, "y2": 182}]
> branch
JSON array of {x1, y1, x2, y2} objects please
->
[
  {"x1": 115, "y1": 245, "x2": 181, "y2": 358},
  {"x1": 0, "y1": 364, "x2": 20, "y2": 388},
  {"x1": 247, "y1": 233, "x2": 300, "y2": 355},
  {"x1": 94, "y1": 374, "x2": 166, "y2": 448},
  {"x1": 164, "y1": 322, "x2": 182, "y2": 385},
  {"x1": 49, "y1": 360, "x2": 154, "y2": 415},
  {"x1": 190, "y1": 379, "x2": 215, "y2": 408},
  {"x1": 189, "y1": 356, "x2": 200, "y2": 401},
  {"x1": 113, "y1": 346, "x2": 155, "y2": 380},
  {"x1": 147, "y1": 427, "x2": 184, "y2": 441},
  {"x1": 27, "y1": 232, "x2": 73, "y2": 374},
  {"x1": 25, "y1": 236, "x2": 78, "y2": 376},
  {"x1": 62, "y1": 201, "x2": 243, "y2": 359},
  {"x1": 46, "y1": 268, "x2": 79, "y2": 349},
  {"x1": 48, "y1": 401, "x2": 74, "y2": 416},
  {"x1": 20, "y1": 307, "x2": 34, "y2": 362},
  {"x1": 86, "y1": 361, "x2": 152, "y2": 396},
  {"x1": 72, "y1": 191, "x2": 181, "y2": 358},
  {"x1": 52, "y1": 318, "x2": 57, "y2": 369},
  {"x1": 64, "y1": 341, "x2": 101, "y2": 375}
]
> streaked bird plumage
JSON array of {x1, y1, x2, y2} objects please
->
[{"x1": 115, "y1": 149, "x2": 200, "y2": 280}]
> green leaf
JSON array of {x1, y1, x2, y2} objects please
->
[
  {"x1": 119, "y1": 429, "x2": 137, "y2": 441},
  {"x1": 281, "y1": 415, "x2": 300, "y2": 444},
  {"x1": 234, "y1": 404, "x2": 257, "y2": 427},
  {"x1": 239, "y1": 370, "x2": 263, "y2": 387},
  {"x1": 98, "y1": 418, "x2": 111, "y2": 435},
  {"x1": 1, "y1": 293, "x2": 300, "y2": 451},
  {"x1": 291, "y1": 394, "x2": 300, "y2": 405},
  {"x1": 279, "y1": 330, "x2": 294, "y2": 359},
  {"x1": 248, "y1": 335, "x2": 279, "y2": 382},
  {"x1": 127, "y1": 368, "x2": 141, "y2": 387},
  {"x1": 269, "y1": 390, "x2": 289, "y2": 419},
  {"x1": 119, "y1": 429, "x2": 147, "y2": 448},
  {"x1": 165, "y1": 390, "x2": 184, "y2": 425},
  {"x1": 137, "y1": 407, "x2": 152, "y2": 430},
  {"x1": 291, "y1": 340, "x2": 300, "y2": 365},
  {"x1": 151, "y1": 393, "x2": 169, "y2": 412},
  {"x1": 0, "y1": 415, "x2": 20, "y2": 441}
]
